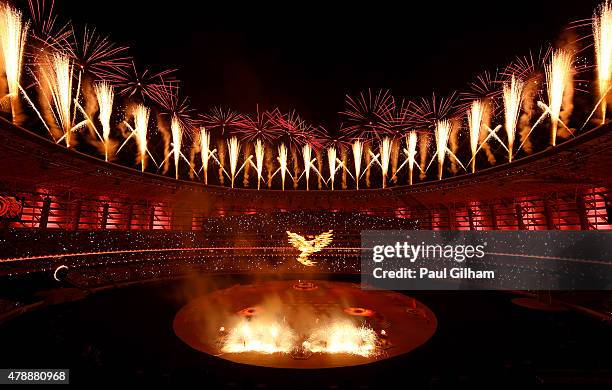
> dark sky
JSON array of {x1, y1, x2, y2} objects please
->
[{"x1": 51, "y1": 0, "x2": 599, "y2": 130}]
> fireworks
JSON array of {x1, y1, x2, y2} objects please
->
[
  {"x1": 433, "y1": 120, "x2": 451, "y2": 180},
  {"x1": 171, "y1": 115, "x2": 183, "y2": 180},
  {"x1": 503, "y1": 75, "x2": 524, "y2": 161},
  {"x1": 0, "y1": 5, "x2": 29, "y2": 122},
  {"x1": 340, "y1": 89, "x2": 395, "y2": 139},
  {"x1": 254, "y1": 139, "x2": 265, "y2": 190},
  {"x1": 352, "y1": 140, "x2": 363, "y2": 190},
  {"x1": 302, "y1": 143, "x2": 314, "y2": 191},
  {"x1": 227, "y1": 136, "x2": 241, "y2": 188},
  {"x1": 277, "y1": 143, "x2": 289, "y2": 191},
  {"x1": 200, "y1": 128, "x2": 211, "y2": 185},
  {"x1": 306, "y1": 320, "x2": 378, "y2": 357},
  {"x1": 379, "y1": 137, "x2": 392, "y2": 188},
  {"x1": 468, "y1": 100, "x2": 484, "y2": 172},
  {"x1": 327, "y1": 147, "x2": 337, "y2": 190},
  {"x1": 221, "y1": 319, "x2": 296, "y2": 354},
  {"x1": 545, "y1": 49, "x2": 573, "y2": 146},
  {"x1": 593, "y1": 1, "x2": 612, "y2": 124},
  {"x1": 26, "y1": 0, "x2": 70, "y2": 51},
  {"x1": 406, "y1": 131, "x2": 418, "y2": 185},
  {"x1": 234, "y1": 106, "x2": 282, "y2": 143},
  {"x1": 126, "y1": 104, "x2": 151, "y2": 172},
  {"x1": 273, "y1": 110, "x2": 319, "y2": 149},
  {"x1": 94, "y1": 82, "x2": 114, "y2": 161},
  {"x1": 106, "y1": 60, "x2": 176, "y2": 102},
  {"x1": 201, "y1": 106, "x2": 245, "y2": 136}
]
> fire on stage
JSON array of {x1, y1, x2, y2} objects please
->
[{"x1": 173, "y1": 280, "x2": 437, "y2": 369}]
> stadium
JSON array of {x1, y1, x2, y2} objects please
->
[{"x1": 0, "y1": 0, "x2": 611, "y2": 388}]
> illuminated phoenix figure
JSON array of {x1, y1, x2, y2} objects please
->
[{"x1": 286, "y1": 230, "x2": 334, "y2": 266}]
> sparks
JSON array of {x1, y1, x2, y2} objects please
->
[
  {"x1": 468, "y1": 100, "x2": 484, "y2": 172},
  {"x1": 0, "y1": 5, "x2": 29, "y2": 123},
  {"x1": 327, "y1": 147, "x2": 337, "y2": 190},
  {"x1": 171, "y1": 115, "x2": 183, "y2": 180},
  {"x1": 352, "y1": 140, "x2": 363, "y2": 190},
  {"x1": 200, "y1": 127, "x2": 211, "y2": 185},
  {"x1": 545, "y1": 49, "x2": 573, "y2": 146},
  {"x1": 94, "y1": 82, "x2": 114, "y2": 161},
  {"x1": 593, "y1": 1, "x2": 612, "y2": 124},
  {"x1": 254, "y1": 139, "x2": 265, "y2": 190},
  {"x1": 503, "y1": 75, "x2": 524, "y2": 161},
  {"x1": 434, "y1": 120, "x2": 451, "y2": 180},
  {"x1": 227, "y1": 136, "x2": 241, "y2": 188}
]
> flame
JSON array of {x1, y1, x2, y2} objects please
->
[
  {"x1": 545, "y1": 49, "x2": 573, "y2": 146},
  {"x1": 0, "y1": 5, "x2": 28, "y2": 123},
  {"x1": 94, "y1": 82, "x2": 114, "y2": 161},
  {"x1": 468, "y1": 100, "x2": 484, "y2": 172},
  {"x1": 352, "y1": 140, "x2": 363, "y2": 190},
  {"x1": 287, "y1": 230, "x2": 333, "y2": 266},
  {"x1": 221, "y1": 319, "x2": 297, "y2": 354},
  {"x1": 503, "y1": 75, "x2": 524, "y2": 161},
  {"x1": 306, "y1": 320, "x2": 378, "y2": 357},
  {"x1": 594, "y1": 1, "x2": 612, "y2": 124}
]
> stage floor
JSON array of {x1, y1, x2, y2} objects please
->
[{"x1": 173, "y1": 280, "x2": 437, "y2": 369}]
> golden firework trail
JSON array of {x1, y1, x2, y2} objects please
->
[
  {"x1": 275, "y1": 143, "x2": 290, "y2": 190},
  {"x1": 94, "y1": 82, "x2": 114, "y2": 161},
  {"x1": 503, "y1": 75, "x2": 524, "y2": 161},
  {"x1": 134, "y1": 105, "x2": 151, "y2": 172},
  {"x1": 227, "y1": 136, "x2": 240, "y2": 188},
  {"x1": 545, "y1": 49, "x2": 573, "y2": 146},
  {"x1": 352, "y1": 140, "x2": 363, "y2": 190},
  {"x1": 394, "y1": 131, "x2": 421, "y2": 185},
  {"x1": 379, "y1": 137, "x2": 392, "y2": 188},
  {"x1": 468, "y1": 100, "x2": 484, "y2": 172},
  {"x1": 327, "y1": 147, "x2": 337, "y2": 190},
  {"x1": 302, "y1": 143, "x2": 313, "y2": 191},
  {"x1": 0, "y1": 5, "x2": 28, "y2": 122},
  {"x1": 434, "y1": 119, "x2": 451, "y2": 180},
  {"x1": 39, "y1": 53, "x2": 80, "y2": 147},
  {"x1": 254, "y1": 139, "x2": 265, "y2": 190},
  {"x1": 171, "y1": 115, "x2": 183, "y2": 180},
  {"x1": 593, "y1": 1, "x2": 612, "y2": 125},
  {"x1": 200, "y1": 127, "x2": 211, "y2": 185}
]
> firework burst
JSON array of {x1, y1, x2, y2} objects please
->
[
  {"x1": 409, "y1": 93, "x2": 458, "y2": 129},
  {"x1": 105, "y1": 60, "x2": 176, "y2": 102},
  {"x1": 272, "y1": 110, "x2": 322, "y2": 149},
  {"x1": 339, "y1": 89, "x2": 395, "y2": 140},
  {"x1": 26, "y1": 0, "x2": 71, "y2": 52},
  {"x1": 234, "y1": 106, "x2": 283, "y2": 143},
  {"x1": 150, "y1": 83, "x2": 198, "y2": 134},
  {"x1": 200, "y1": 106, "x2": 245, "y2": 136}
]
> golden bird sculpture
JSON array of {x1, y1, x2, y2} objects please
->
[{"x1": 286, "y1": 230, "x2": 334, "y2": 266}]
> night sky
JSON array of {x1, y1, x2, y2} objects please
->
[{"x1": 52, "y1": 0, "x2": 600, "y2": 131}]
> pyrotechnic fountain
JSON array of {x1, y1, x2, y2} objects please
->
[
  {"x1": 302, "y1": 143, "x2": 313, "y2": 191},
  {"x1": 200, "y1": 128, "x2": 211, "y2": 185},
  {"x1": 0, "y1": 5, "x2": 28, "y2": 124},
  {"x1": 503, "y1": 75, "x2": 524, "y2": 161},
  {"x1": 593, "y1": 1, "x2": 612, "y2": 125},
  {"x1": 171, "y1": 115, "x2": 183, "y2": 180},
  {"x1": 468, "y1": 100, "x2": 484, "y2": 172},
  {"x1": 327, "y1": 147, "x2": 337, "y2": 190},
  {"x1": 379, "y1": 137, "x2": 392, "y2": 188},
  {"x1": 94, "y1": 82, "x2": 113, "y2": 161},
  {"x1": 545, "y1": 49, "x2": 573, "y2": 146},
  {"x1": 352, "y1": 140, "x2": 363, "y2": 190},
  {"x1": 227, "y1": 136, "x2": 241, "y2": 188},
  {"x1": 254, "y1": 139, "x2": 265, "y2": 190},
  {"x1": 277, "y1": 143, "x2": 289, "y2": 190},
  {"x1": 433, "y1": 120, "x2": 451, "y2": 180},
  {"x1": 395, "y1": 131, "x2": 419, "y2": 185}
]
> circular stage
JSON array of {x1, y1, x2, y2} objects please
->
[{"x1": 173, "y1": 280, "x2": 437, "y2": 369}]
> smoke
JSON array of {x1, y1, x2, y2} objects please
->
[
  {"x1": 419, "y1": 133, "x2": 428, "y2": 180},
  {"x1": 81, "y1": 77, "x2": 101, "y2": 149},
  {"x1": 217, "y1": 139, "x2": 226, "y2": 184},
  {"x1": 340, "y1": 146, "x2": 348, "y2": 189},
  {"x1": 291, "y1": 146, "x2": 300, "y2": 189},
  {"x1": 390, "y1": 140, "x2": 400, "y2": 184},
  {"x1": 189, "y1": 132, "x2": 201, "y2": 180},
  {"x1": 448, "y1": 119, "x2": 461, "y2": 174},
  {"x1": 480, "y1": 102, "x2": 496, "y2": 165},
  {"x1": 364, "y1": 143, "x2": 371, "y2": 187},
  {"x1": 242, "y1": 143, "x2": 252, "y2": 187},
  {"x1": 518, "y1": 81, "x2": 537, "y2": 154},
  {"x1": 316, "y1": 149, "x2": 323, "y2": 189},
  {"x1": 157, "y1": 112, "x2": 171, "y2": 174},
  {"x1": 266, "y1": 147, "x2": 274, "y2": 188}
]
